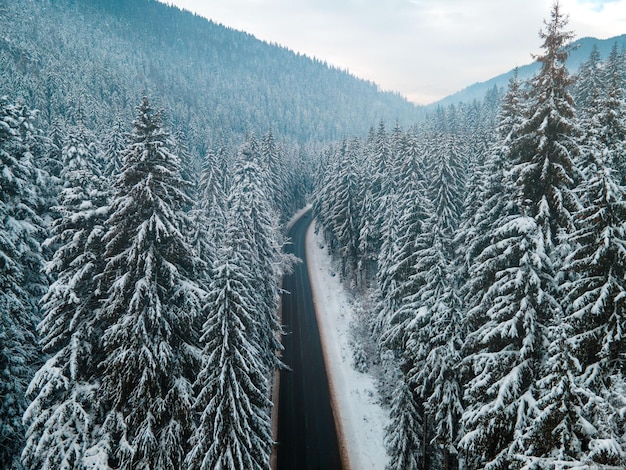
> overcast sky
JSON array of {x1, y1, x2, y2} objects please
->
[{"x1": 159, "y1": 0, "x2": 626, "y2": 104}]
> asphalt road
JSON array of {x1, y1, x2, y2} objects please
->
[{"x1": 276, "y1": 212, "x2": 343, "y2": 470}]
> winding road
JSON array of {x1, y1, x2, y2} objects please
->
[{"x1": 275, "y1": 212, "x2": 344, "y2": 470}]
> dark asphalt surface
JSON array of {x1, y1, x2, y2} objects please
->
[{"x1": 276, "y1": 212, "x2": 343, "y2": 470}]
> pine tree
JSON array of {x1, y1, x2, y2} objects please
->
[
  {"x1": 191, "y1": 145, "x2": 228, "y2": 279},
  {"x1": 426, "y1": 132, "x2": 464, "y2": 239},
  {"x1": 516, "y1": 321, "x2": 590, "y2": 468},
  {"x1": 103, "y1": 118, "x2": 126, "y2": 178},
  {"x1": 185, "y1": 218, "x2": 273, "y2": 470},
  {"x1": 96, "y1": 98, "x2": 202, "y2": 469},
  {"x1": 564, "y1": 148, "x2": 626, "y2": 380},
  {"x1": 461, "y1": 6, "x2": 583, "y2": 465},
  {"x1": 0, "y1": 97, "x2": 46, "y2": 469},
  {"x1": 403, "y1": 188, "x2": 464, "y2": 469},
  {"x1": 259, "y1": 129, "x2": 284, "y2": 215},
  {"x1": 228, "y1": 137, "x2": 286, "y2": 372},
  {"x1": 598, "y1": 43, "x2": 626, "y2": 184},
  {"x1": 369, "y1": 120, "x2": 391, "y2": 254},
  {"x1": 378, "y1": 130, "x2": 430, "y2": 351},
  {"x1": 385, "y1": 373, "x2": 423, "y2": 470},
  {"x1": 462, "y1": 71, "x2": 525, "y2": 344},
  {"x1": 573, "y1": 44, "x2": 604, "y2": 112},
  {"x1": 330, "y1": 138, "x2": 362, "y2": 278},
  {"x1": 560, "y1": 144, "x2": 626, "y2": 466},
  {"x1": 509, "y1": 1, "x2": 580, "y2": 248},
  {"x1": 22, "y1": 123, "x2": 110, "y2": 470},
  {"x1": 461, "y1": 215, "x2": 560, "y2": 469}
]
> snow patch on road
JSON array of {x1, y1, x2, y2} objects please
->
[{"x1": 306, "y1": 221, "x2": 390, "y2": 470}]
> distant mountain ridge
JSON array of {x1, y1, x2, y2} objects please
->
[{"x1": 428, "y1": 34, "x2": 626, "y2": 109}]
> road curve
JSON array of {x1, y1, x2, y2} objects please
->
[{"x1": 275, "y1": 211, "x2": 343, "y2": 470}]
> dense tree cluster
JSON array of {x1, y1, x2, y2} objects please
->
[
  {"x1": 314, "y1": 4, "x2": 626, "y2": 468},
  {"x1": 0, "y1": 90, "x2": 305, "y2": 469}
]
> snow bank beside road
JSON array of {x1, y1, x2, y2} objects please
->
[{"x1": 306, "y1": 222, "x2": 389, "y2": 470}]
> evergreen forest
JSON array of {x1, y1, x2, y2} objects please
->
[
  {"x1": 315, "y1": 3, "x2": 626, "y2": 469},
  {"x1": 2, "y1": 0, "x2": 626, "y2": 469}
]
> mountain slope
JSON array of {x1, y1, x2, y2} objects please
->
[
  {"x1": 0, "y1": 0, "x2": 423, "y2": 149},
  {"x1": 429, "y1": 34, "x2": 626, "y2": 108}
]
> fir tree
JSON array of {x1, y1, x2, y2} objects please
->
[
  {"x1": 22, "y1": 123, "x2": 110, "y2": 470},
  {"x1": 564, "y1": 150, "x2": 626, "y2": 381},
  {"x1": 509, "y1": 1, "x2": 580, "y2": 248},
  {"x1": 96, "y1": 97, "x2": 202, "y2": 469},
  {"x1": 573, "y1": 44, "x2": 604, "y2": 112},
  {"x1": 461, "y1": 6, "x2": 583, "y2": 465},
  {"x1": 103, "y1": 118, "x2": 126, "y2": 178},
  {"x1": 385, "y1": 373, "x2": 423, "y2": 470},
  {"x1": 598, "y1": 43, "x2": 626, "y2": 183},
  {"x1": 461, "y1": 215, "x2": 560, "y2": 469},
  {"x1": 0, "y1": 97, "x2": 46, "y2": 469},
  {"x1": 229, "y1": 137, "x2": 286, "y2": 372},
  {"x1": 516, "y1": 321, "x2": 590, "y2": 468},
  {"x1": 185, "y1": 219, "x2": 273, "y2": 470},
  {"x1": 330, "y1": 138, "x2": 362, "y2": 277}
]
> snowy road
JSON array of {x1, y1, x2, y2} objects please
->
[{"x1": 275, "y1": 211, "x2": 344, "y2": 470}]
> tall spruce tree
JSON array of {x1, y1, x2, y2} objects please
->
[
  {"x1": 96, "y1": 97, "x2": 202, "y2": 469},
  {"x1": 560, "y1": 134, "x2": 626, "y2": 466},
  {"x1": 510, "y1": 1, "x2": 580, "y2": 248},
  {"x1": 330, "y1": 138, "x2": 362, "y2": 277},
  {"x1": 461, "y1": 4, "x2": 580, "y2": 466},
  {"x1": 229, "y1": 137, "x2": 286, "y2": 372},
  {"x1": 385, "y1": 373, "x2": 423, "y2": 470},
  {"x1": 185, "y1": 214, "x2": 273, "y2": 470},
  {"x1": 516, "y1": 320, "x2": 590, "y2": 468},
  {"x1": 22, "y1": 124, "x2": 110, "y2": 470},
  {"x1": 0, "y1": 97, "x2": 46, "y2": 469},
  {"x1": 598, "y1": 43, "x2": 626, "y2": 184}
]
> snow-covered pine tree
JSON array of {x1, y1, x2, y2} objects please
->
[
  {"x1": 329, "y1": 138, "x2": 362, "y2": 278},
  {"x1": 368, "y1": 120, "x2": 391, "y2": 255},
  {"x1": 259, "y1": 129, "x2": 284, "y2": 215},
  {"x1": 509, "y1": 1, "x2": 580, "y2": 249},
  {"x1": 461, "y1": 6, "x2": 583, "y2": 466},
  {"x1": 228, "y1": 136, "x2": 287, "y2": 372},
  {"x1": 566, "y1": 99, "x2": 626, "y2": 381},
  {"x1": 374, "y1": 125, "x2": 410, "y2": 339},
  {"x1": 573, "y1": 44, "x2": 604, "y2": 113},
  {"x1": 461, "y1": 215, "x2": 560, "y2": 469},
  {"x1": 378, "y1": 129, "x2": 430, "y2": 351},
  {"x1": 191, "y1": 145, "x2": 228, "y2": 276},
  {"x1": 22, "y1": 123, "x2": 110, "y2": 470},
  {"x1": 103, "y1": 118, "x2": 126, "y2": 178},
  {"x1": 560, "y1": 131, "x2": 626, "y2": 466},
  {"x1": 311, "y1": 146, "x2": 337, "y2": 243},
  {"x1": 403, "y1": 160, "x2": 464, "y2": 469},
  {"x1": 516, "y1": 320, "x2": 589, "y2": 468},
  {"x1": 96, "y1": 97, "x2": 202, "y2": 469},
  {"x1": 385, "y1": 372, "x2": 423, "y2": 470},
  {"x1": 357, "y1": 183, "x2": 378, "y2": 287},
  {"x1": 375, "y1": 186, "x2": 403, "y2": 340},
  {"x1": 0, "y1": 97, "x2": 47, "y2": 469},
  {"x1": 185, "y1": 216, "x2": 273, "y2": 470},
  {"x1": 597, "y1": 43, "x2": 626, "y2": 184},
  {"x1": 462, "y1": 71, "x2": 525, "y2": 331},
  {"x1": 425, "y1": 131, "x2": 464, "y2": 245}
]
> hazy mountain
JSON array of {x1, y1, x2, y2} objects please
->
[
  {"x1": 428, "y1": 34, "x2": 626, "y2": 109},
  {"x1": 0, "y1": 0, "x2": 423, "y2": 150}
]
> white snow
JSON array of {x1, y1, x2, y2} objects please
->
[{"x1": 306, "y1": 220, "x2": 390, "y2": 470}]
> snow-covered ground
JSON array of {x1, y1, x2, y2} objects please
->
[{"x1": 306, "y1": 221, "x2": 390, "y2": 470}]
